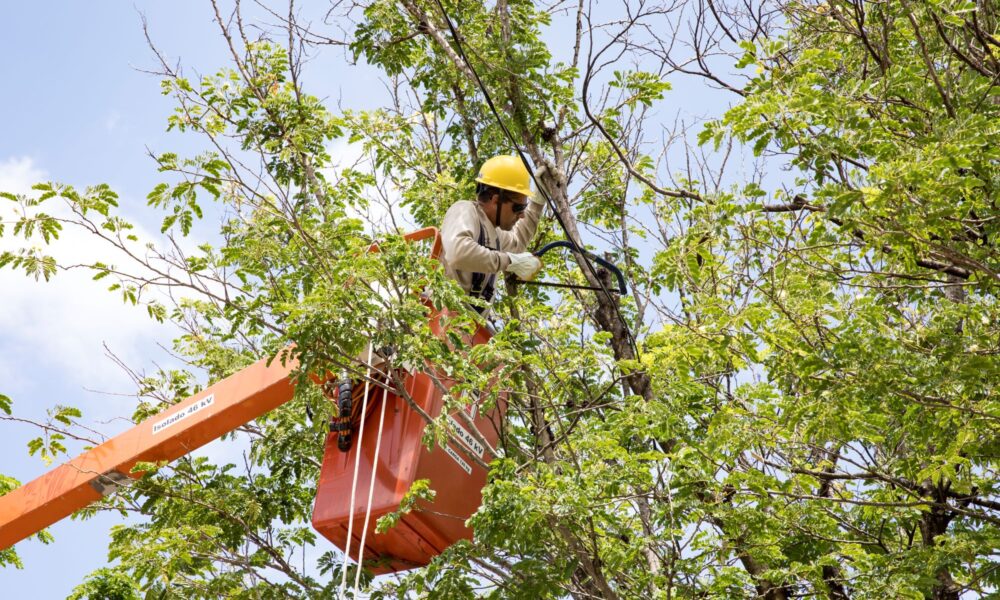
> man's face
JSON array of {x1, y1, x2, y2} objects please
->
[{"x1": 495, "y1": 193, "x2": 528, "y2": 231}]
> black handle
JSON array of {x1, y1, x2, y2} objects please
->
[{"x1": 532, "y1": 241, "x2": 628, "y2": 295}]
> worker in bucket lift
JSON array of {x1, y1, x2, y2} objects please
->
[
  {"x1": 331, "y1": 155, "x2": 546, "y2": 451},
  {"x1": 440, "y1": 155, "x2": 547, "y2": 312}
]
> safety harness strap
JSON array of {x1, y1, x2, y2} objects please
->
[{"x1": 469, "y1": 222, "x2": 497, "y2": 309}]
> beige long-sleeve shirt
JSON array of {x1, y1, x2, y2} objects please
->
[{"x1": 440, "y1": 199, "x2": 544, "y2": 298}]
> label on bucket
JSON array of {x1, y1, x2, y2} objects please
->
[
  {"x1": 448, "y1": 414, "x2": 485, "y2": 459},
  {"x1": 151, "y1": 394, "x2": 215, "y2": 435},
  {"x1": 443, "y1": 443, "x2": 473, "y2": 475}
]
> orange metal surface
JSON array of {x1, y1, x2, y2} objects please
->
[
  {"x1": 0, "y1": 355, "x2": 297, "y2": 550},
  {"x1": 311, "y1": 314, "x2": 506, "y2": 573},
  {"x1": 376, "y1": 226, "x2": 442, "y2": 259}
]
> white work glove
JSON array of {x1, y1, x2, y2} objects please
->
[
  {"x1": 531, "y1": 164, "x2": 550, "y2": 205},
  {"x1": 506, "y1": 252, "x2": 543, "y2": 281}
]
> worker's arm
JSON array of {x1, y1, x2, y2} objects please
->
[
  {"x1": 441, "y1": 201, "x2": 510, "y2": 273},
  {"x1": 498, "y1": 197, "x2": 544, "y2": 254}
]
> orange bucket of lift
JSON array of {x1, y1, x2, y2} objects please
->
[{"x1": 310, "y1": 228, "x2": 507, "y2": 573}]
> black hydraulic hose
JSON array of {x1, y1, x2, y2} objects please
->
[{"x1": 532, "y1": 241, "x2": 627, "y2": 295}]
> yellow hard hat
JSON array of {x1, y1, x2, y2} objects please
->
[{"x1": 475, "y1": 155, "x2": 532, "y2": 197}]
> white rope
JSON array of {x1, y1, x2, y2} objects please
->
[
  {"x1": 353, "y1": 382, "x2": 390, "y2": 595},
  {"x1": 339, "y1": 344, "x2": 373, "y2": 598}
]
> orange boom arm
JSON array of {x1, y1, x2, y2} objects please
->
[{"x1": 0, "y1": 355, "x2": 297, "y2": 550}]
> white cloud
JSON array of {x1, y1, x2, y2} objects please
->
[
  {"x1": 0, "y1": 158, "x2": 267, "y2": 488},
  {"x1": 0, "y1": 156, "x2": 176, "y2": 421},
  {"x1": 0, "y1": 156, "x2": 43, "y2": 194},
  {"x1": 0, "y1": 158, "x2": 288, "y2": 459}
]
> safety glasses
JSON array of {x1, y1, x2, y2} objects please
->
[{"x1": 499, "y1": 191, "x2": 528, "y2": 213}]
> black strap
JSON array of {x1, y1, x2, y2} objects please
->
[{"x1": 469, "y1": 222, "x2": 497, "y2": 305}]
